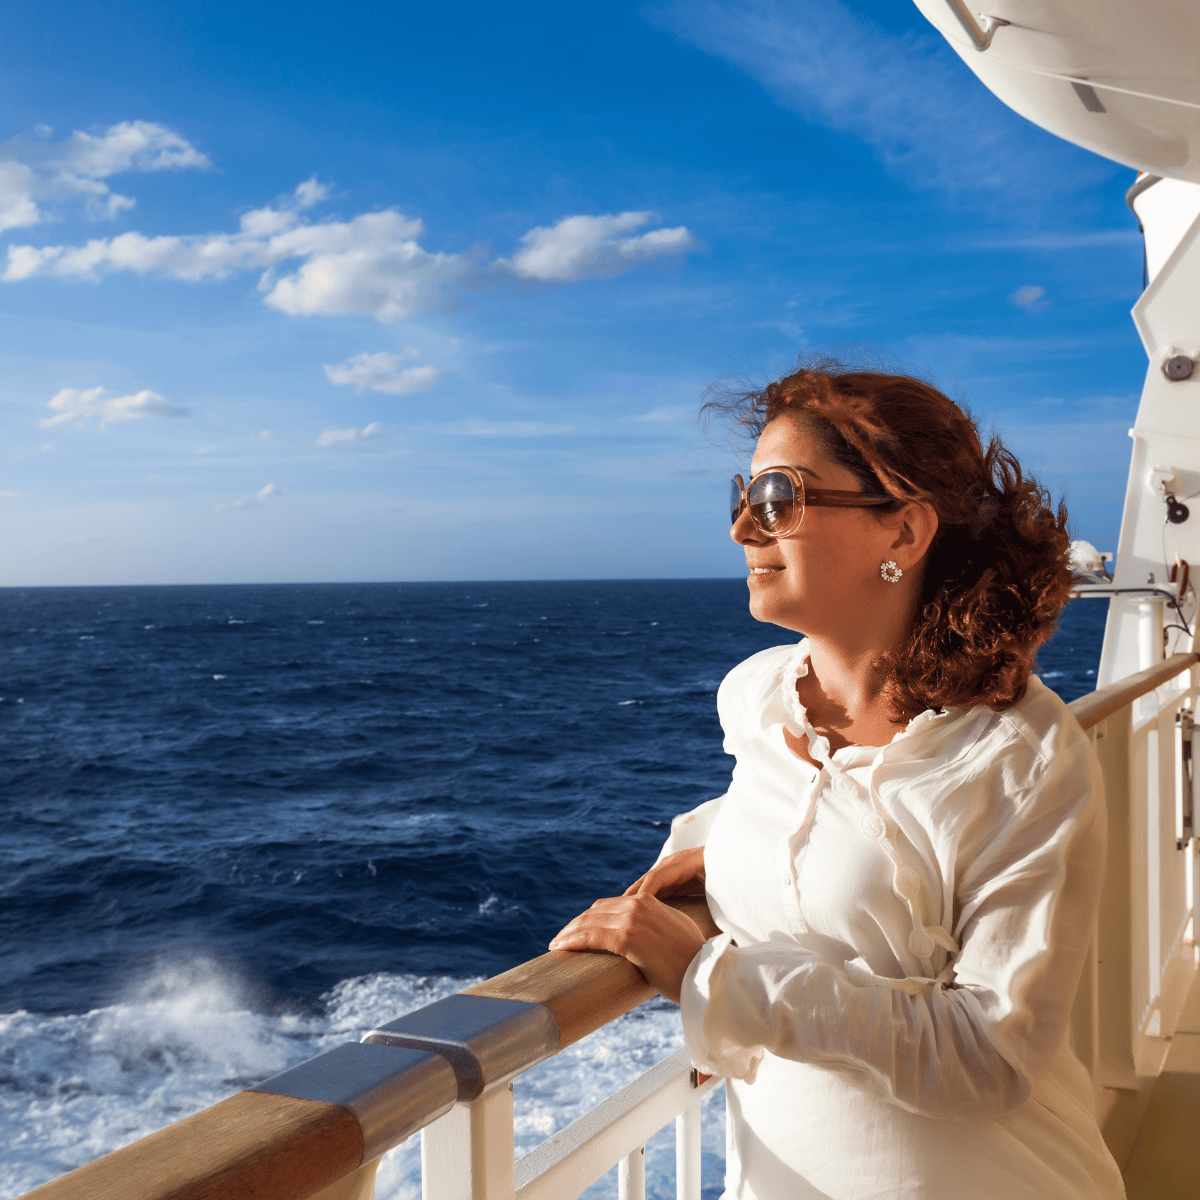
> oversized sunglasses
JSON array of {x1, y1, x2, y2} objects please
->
[{"x1": 730, "y1": 466, "x2": 893, "y2": 537}]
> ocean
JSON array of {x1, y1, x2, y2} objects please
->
[{"x1": 0, "y1": 580, "x2": 1107, "y2": 1198}]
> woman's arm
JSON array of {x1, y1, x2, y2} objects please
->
[
  {"x1": 681, "y1": 729, "x2": 1105, "y2": 1119},
  {"x1": 555, "y1": 723, "x2": 1105, "y2": 1121}
]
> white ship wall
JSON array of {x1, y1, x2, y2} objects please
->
[{"x1": 1100, "y1": 181, "x2": 1200, "y2": 685}]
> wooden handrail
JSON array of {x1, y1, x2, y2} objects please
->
[
  {"x1": 17, "y1": 896, "x2": 717, "y2": 1200},
  {"x1": 18, "y1": 1091, "x2": 363, "y2": 1200},
  {"x1": 466, "y1": 896, "x2": 720, "y2": 1051},
  {"x1": 1067, "y1": 652, "x2": 1197, "y2": 730}
]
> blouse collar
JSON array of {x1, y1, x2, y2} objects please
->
[{"x1": 781, "y1": 639, "x2": 953, "y2": 767}]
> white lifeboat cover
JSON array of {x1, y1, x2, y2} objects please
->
[{"x1": 913, "y1": 0, "x2": 1200, "y2": 183}]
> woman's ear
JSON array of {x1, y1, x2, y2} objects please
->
[{"x1": 890, "y1": 501, "x2": 938, "y2": 566}]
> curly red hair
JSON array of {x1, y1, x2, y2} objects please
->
[{"x1": 706, "y1": 358, "x2": 1075, "y2": 718}]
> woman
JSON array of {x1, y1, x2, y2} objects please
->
[{"x1": 549, "y1": 363, "x2": 1125, "y2": 1199}]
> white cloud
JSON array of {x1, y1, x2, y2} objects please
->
[
  {"x1": 0, "y1": 162, "x2": 41, "y2": 232},
  {"x1": 51, "y1": 121, "x2": 210, "y2": 178},
  {"x1": 656, "y1": 0, "x2": 1111, "y2": 199},
  {"x1": 40, "y1": 386, "x2": 188, "y2": 429},
  {"x1": 1009, "y1": 284, "x2": 1047, "y2": 312},
  {"x1": 4, "y1": 184, "x2": 468, "y2": 321},
  {"x1": 218, "y1": 483, "x2": 285, "y2": 510},
  {"x1": 4, "y1": 178, "x2": 697, "y2": 319},
  {"x1": 502, "y1": 212, "x2": 696, "y2": 281},
  {"x1": 315, "y1": 422, "x2": 387, "y2": 447},
  {"x1": 0, "y1": 120, "x2": 210, "y2": 232},
  {"x1": 323, "y1": 349, "x2": 444, "y2": 394}
]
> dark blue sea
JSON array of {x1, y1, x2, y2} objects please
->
[{"x1": 0, "y1": 581, "x2": 1106, "y2": 1197}]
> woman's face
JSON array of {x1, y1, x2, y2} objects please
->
[{"x1": 731, "y1": 415, "x2": 906, "y2": 636}]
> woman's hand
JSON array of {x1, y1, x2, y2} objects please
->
[
  {"x1": 548, "y1": 891, "x2": 707, "y2": 1004},
  {"x1": 623, "y1": 847, "x2": 706, "y2": 899}
]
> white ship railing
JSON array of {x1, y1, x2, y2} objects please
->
[
  {"x1": 17, "y1": 652, "x2": 1200, "y2": 1200},
  {"x1": 1066, "y1": 648, "x2": 1200, "y2": 1164}
]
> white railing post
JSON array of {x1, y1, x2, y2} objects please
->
[
  {"x1": 1138, "y1": 598, "x2": 1164, "y2": 671},
  {"x1": 618, "y1": 1146, "x2": 646, "y2": 1200},
  {"x1": 675, "y1": 1102, "x2": 702, "y2": 1200},
  {"x1": 422, "y1": 1085, "x2": 516, "y2": 1200}
]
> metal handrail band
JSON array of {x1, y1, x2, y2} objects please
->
[
  {"x1": 1067, "y1": 653, "x2": 1198, "y2": 730},
  {"x1": 363, "y1": 993, "x2": 560, "y2": 1100}
]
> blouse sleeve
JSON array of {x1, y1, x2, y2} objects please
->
[
  {"x1": 679, "y1": 718, "x2": 1105, "y2": 1120},
  {"x1": 653, "y1": 645, "x2": 790, "y2": 864}
]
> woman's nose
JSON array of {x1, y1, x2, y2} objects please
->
[{"x1": 730, "y1": 506, "x2": 768, "y2": 546}]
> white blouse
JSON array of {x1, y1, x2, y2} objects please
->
[{"x1": 661, "y1": 640, "x2": 1125, "y2": 1200}]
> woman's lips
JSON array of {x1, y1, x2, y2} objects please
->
[{"x1": 748, "y1": 566, "x2": 784, "y2": 575}]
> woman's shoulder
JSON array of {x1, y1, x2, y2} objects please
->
[
  {"x1": 992, "y1": 674, "x2": 1091, "y2": 764},
  {"x1": 961, "y1": 676, "x2": 1098, "y2": 812},
  {"x1": 718, "y1": 640, "x2": 800, "y2": 701},
  {"x1": 715, "y1": 640, "x2": 802, "y2": 742}
]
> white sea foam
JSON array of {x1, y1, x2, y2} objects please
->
[{"x1": 1, "y1": 962, "x2": 724, "y2": 1200}]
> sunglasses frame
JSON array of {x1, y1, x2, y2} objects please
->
[{"x1": 730, "y1": 466, "x2": 893, "y2": 538}]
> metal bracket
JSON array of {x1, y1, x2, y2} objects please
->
[
  {"x1": 942, "y1": 0, "x2": 1009, "y2": 51},
  {"x1": 1176, "y1": 710, "x2": 1196, "y2": 849},
  {"x1": 363, "y1": 993, "x2": 560, "y2": 1101},
  {"x1": 251, "y1": 1040, "x2": 458, "y2": 1162}
]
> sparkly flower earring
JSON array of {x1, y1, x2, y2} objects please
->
[{"x1": 880, "y1": 560, "x2": 903, "y2": 583}]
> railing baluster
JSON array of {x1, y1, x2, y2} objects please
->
[
  {"x1": 618, "y1": 1146, "x2": 645, "y2": 1200},
  {"x1": 675, "y1": 1102, "x2": 701, "y2": 1200},
  {"x1": 422, "y1": 1086, "x2": 516, "y2": 1200}
]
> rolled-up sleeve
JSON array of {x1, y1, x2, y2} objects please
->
[{"x1": 679, "y1": 721, "x2": 1105, "y2": 1121}]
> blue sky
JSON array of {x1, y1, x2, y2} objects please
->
[{"x1": 0, "y1": 0, "x2": 1144, "y2": 585}]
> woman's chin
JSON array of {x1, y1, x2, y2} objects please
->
[{"x1": 746, "y1": 588, "x2": 803, "y2": 632}]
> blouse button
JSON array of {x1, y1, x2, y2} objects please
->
[
  {"x1": 832, "y1": 775, "x2": 853, "y2": 797},
  {"x1": 782, "y1": 873, "x2": 793, "y2": 886},
  {"x1": 860, "y1": 812, "x2": 886, "y2": 840},
  {"x1": 909, "y1": 928, "x2": 935, "y2": 958},
  {"x1": 892, "y1": 866, "x2": 921, "y2": 901}
]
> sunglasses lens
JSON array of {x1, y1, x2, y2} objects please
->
[
  {"x1": 747, "y1": 471, "x2": 798, "y2": 532},
  {"x1": 730, "y1": 477, "x2": 745, "y2": 525}
]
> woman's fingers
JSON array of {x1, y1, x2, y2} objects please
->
[
  {"x1": 550, "y1": 898, "x2": 637, "y2": 953},
  {"x1": 623, "y1": 847, "x2": 706, "y2": 898}
]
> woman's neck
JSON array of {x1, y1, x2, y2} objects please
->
[{"x1": 791, "y1": 634, "x2": 910, "y2": 757}]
